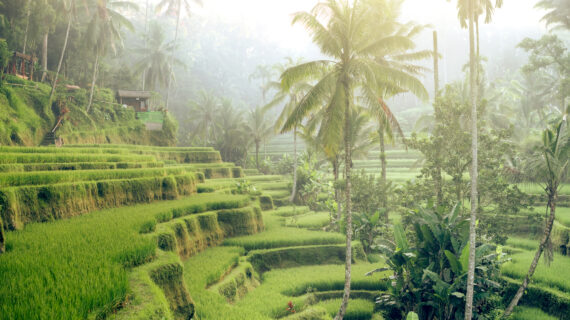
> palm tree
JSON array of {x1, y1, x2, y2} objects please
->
[
  {"x1": 454, "y1": 0, "x2": 503, "y2": 57},
  {"x1": 357, "y1": 17, "x2": 431, "y2": 209},
  {"x1": 246, "y1": 106, "x2": 273, "y2": 170},
  {"x1": 133, "y1": 22, "x2": 182, "y2": 91},
  {"x1": 156, "y1": 0, "x2": 202, "y2": 110},
  {"x1": 49, "y1": 0, "x2": 76, "y2": 103},
  {"x1": 265, "y1": 57, "x2": 313, "y2": 201},
  {"x1": 503, "y1": 108, "x2": 569, "y2": 317},
  {"x1": 535, "y1": 0, "x2": 570, "y2": 30},
  {"x1": 186, "y1": 90, "x2": 220, "y2": 144},
  {"x1": 280, "y1": 1, "x2": 426, "y2": 318},
  {"x1": 250, "y1": 64, "x2": 276, "y2": 104},
  {"x1": 85, "y1": 0, "x2": 138, "y2": 113},
  {"x1": 447, "y1": 1, "x2": 501, "y2": 317}
]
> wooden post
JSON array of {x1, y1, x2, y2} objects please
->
[{"x1": 29, "y1": 56, "x2": 35, "y2": 80}]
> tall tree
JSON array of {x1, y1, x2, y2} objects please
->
[
  {"x1": 246, "y1": 106, "x2": 273, "y2": 170},
  {"x1": 281, "y1": 1, "x2": 425, "y2": 318},
  {"x1": 535, "y1": 0, "x2": 570, "y2": 30},
  {"x1": 265, "y1": 58, "x2": 312, "y2": 201},
  {"x1": 358, "y1": 16, "x2": 431, "y2": 209},
  {"x1": 503, "y1": 108, "x2": 569, "y2": 317},
  {"x1": 156, "y1": 0, "x2": 202, "y2": 110},
  {"x1": 84, "y1": 0, "x2": 138, "y2": 113},
  {"x1": 448, "y1": 1, "x2": 501, "y2": 318},
  {"x1": 49, "y1": 0, "x2": 76, "y2": 102},
  {"x1": 186, "y1": 89, "x2": 220, "y2": 144},
  {"x1": 134, "y1": 22, "x2": 182, "y2": 91}
]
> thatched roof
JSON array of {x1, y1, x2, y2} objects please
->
[{"x1": 117, "y1": 90, "x2": 152, "y2": 99}]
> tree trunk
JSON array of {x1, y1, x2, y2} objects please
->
[
  {"x1": 49, "y1": 11, "x2": 73, "y2": 103},
  {"x1": 504, "y1": 191, "x2": 558, "y2": 317},
  {"x1": 433, "y1": 30, "x2": 439, "y2": 97},
  {"x1": 165, "y1": 10, "x2": 181, "y2": 110},
  {"x1": 464, "y1": 0, "x2": 479, "y2": 318},
  {"x1": 41, "y1": 32, "x2": 49, "y2": 82},
  {"x1": 335, "y1": 79, "x2": 353, "y2": 320},
  {"x1": 142, "y1": 0, "x2": 149, "y2": 91},
  {"x1": 0, "y1": 216, "x2": 5, "y2": 254},
  {"x1": 433, "y1": 30, "x2": 443, "y2": 206},
  {"x1": 86, "y1": 51, "x2": 100, "y2": 113},
  {"x1": 379, "y1": 125, "x2": 388, "y2": 220},
  {"x1": 290, "y1": 126, "x2": 298, "y2": 202},
  {"x1": 255, "y1": 141, "x2": 260, "y2": 171},
  {"x1": 333, "y1": 157, "x2": 341, "y2": 226},
  {"x1": 22, "y1": 1, "x2": 31, "y2": 55}
]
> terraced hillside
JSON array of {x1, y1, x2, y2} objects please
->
[{"x1": 1, "y1": 144, "x2": 568, "y2": 319}]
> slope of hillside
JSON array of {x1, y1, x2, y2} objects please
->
[{"x1": 0, "y1": 76, "x2": 177, "y2": 147}]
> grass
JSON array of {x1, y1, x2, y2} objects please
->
[
  {"x1": 286, "y1": 211, "x2": 331, "y2": 229},
  {"x1": 511, "y1": 306, "x2": 558, "y2": 320},
  {"x1": 237, "y1": 263, "x2": 387, "y2": 318},
  {"x1": 0, "y1": 167, "x2": 190, "y2": 187},
  {"x1": 0, "y1": 193, "x2": 249, "y2": 319},
  {"x1": 313, "y1": 298, "x2": 375, "y2": 320},
  {"x1": 505, "y1": 237, "x2": 539, "y2": 251},
  {"x1": 223, "y1": 213, "x2": 344, "y2": 251},
  {"x1": 0, "y1": 152, "x2": 156, "y2": 164},
  {"x1": 272, "y1": 206, "x2": 311, "y2": 217},
  {"x1": 183, "y1": 246, "x2": 269, "y2": 320},
  {"x1": 556, "y1": 206, "x2": 570, "y2": 228},
  {"x1": 502, "y1": 251, "x2": 570, "y2": 293}
]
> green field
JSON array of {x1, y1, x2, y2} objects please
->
[{"x1": 0, "y1": 144, "x2": 568, "y2": 320}]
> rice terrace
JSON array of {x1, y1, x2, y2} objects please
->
[{"x1": 0, "y1": 0, "x2": 569, "y2": 319}]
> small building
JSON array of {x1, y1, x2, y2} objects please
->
[
  {"x1": 116, "y1": 90, "x2": 152, "y2": 112},
  {"x1": 8, "y1": 51, "x2": 37, "y2": 80}
]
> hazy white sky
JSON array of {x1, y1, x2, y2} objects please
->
[{"x1": 192, "y1": 0, "x2": 547, "y2": 50}]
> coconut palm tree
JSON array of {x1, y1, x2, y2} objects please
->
[
  {"x1": 447, "y1": 1, "x2": 501, "y2": 317},
  {"x1": 133, "y1": 22, "x2": 182, "y2": 91},
  {"x1": 85, "y1": 0, "x2": 138, "y2": 113},
  {"x1": 503, "y1": 108, "x2": 569, "y2": 317},
  {"x1": 246, "y1": 106, "x2": 274, "y2": 170},
  {"x1": 156, "y1": 0, "x2": 202, "y2": 110},
  {"x1": 280, "y1": 1, "x2": 426, "y2": 318},
  {"x1": 49, "y1": 0, "x2": 76, "y2": 103},
  {"x1": 265, "y1": 57, "x2": 313, "y2": 201},
  {"x1": 535, "y1": 0, "x2": 570, "y2": 30},
  {"x1": 357, "y1": 16, "x2": 431, "y2": 209},
  {"x1": 186, "y1": 89, "x2": 220, "y2": 144}
]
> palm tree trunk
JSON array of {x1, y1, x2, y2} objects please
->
[
  {"x1": 22, "y1": 1, "x2": 31, "y2": 55},
  {"x1": 379, "y1": 125, "x2": 387, "y2": 208},
  {"x1": 49, "y1": 11, "x2": 73, "y2": 103},
  {"x1": 290, "y1": 126, "x2": 298, "y2": 202},
  {"x1": 0, "y1": 216, "x2": 5, "y2": 254},
  {"x1": 464, "y1": 0, "x2": 479, "y2": 318},
  {"x1": 504, "y1": 191, "x2": 557, "y2": 317},
  {"x1": 334, "y1": 157, "x2": 341, "y2": 225},
  {"x1": 255, "y1": 141, "x2": 260, "y2": 170},
  {"x1": 433, "y1": 30, "x2": 443, "y2": 206},
  {"x1": 336, "y1": 79, "x2": 353, "y2": 320},
  {"x1": 86, "y1": 51, "x2": 100, "y2": 113},
  {"x1": 433, "y1": 30, "x2": 439, "y2": 97},
  {"x1": 165, "y1": 9, "x2": 181, "y2": 110},
  {"x1": 142, "y1": 0, "x2": 149, "y2": 91},
  {"x1": 40, "y1": 32, "x2": 49, "y2": 82}
]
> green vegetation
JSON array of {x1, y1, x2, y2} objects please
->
[
  {"x1": 511, "y1": 306, "x2": 558, "y2": 320},
  {"x1": 223, "y1": 212, "x2": 344, "y2": 251},
  {"x1": 0, "y1": 193, "x2": 251, "y2": 319}
]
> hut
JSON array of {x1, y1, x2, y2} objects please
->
[
  {"x1": 116, "y1": 90, "x2": 152, "y2": 112},
  {"x1": 8, "y1": 51, "x2": 37, "y2": 80}
]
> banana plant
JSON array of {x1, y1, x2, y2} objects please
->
[{"x1": 368, "y1": 204, "x2": 507, "y2": 319}]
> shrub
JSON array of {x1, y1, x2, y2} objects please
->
[{"x1": 259, "y1": 195, "x2": 274, "y2": 211}]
